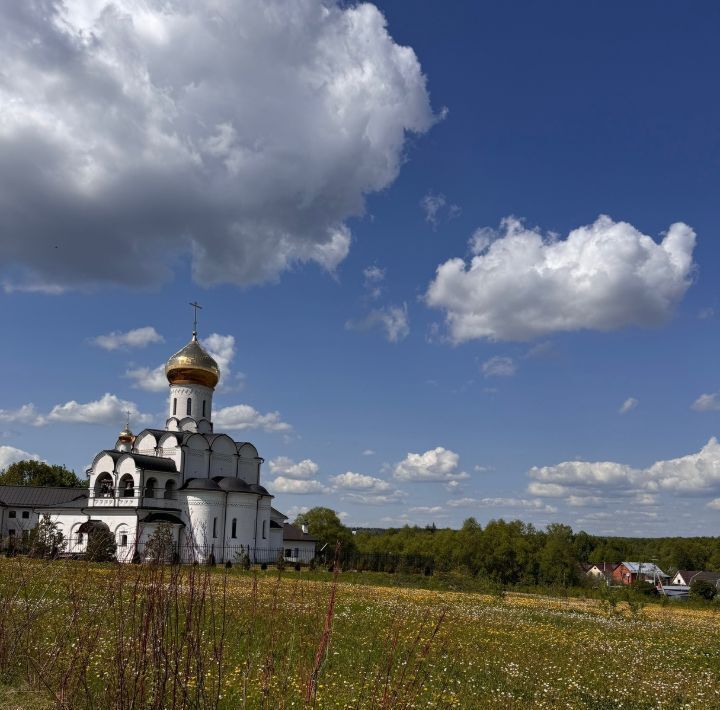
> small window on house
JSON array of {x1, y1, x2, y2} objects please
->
[
  {"x1": 294, "y1": 548, "x2": 299, "y2": 558},
  {"x1": 8, "y1": 511, "x2": 15, "y2": 519},
  {"x1": 173, "y1": 397, "x2": 177, "y2": 415},
  {"x1": 231, "y1": 518, "x2": 237, "y2": 538},
  {"x1": 285, "y1": 548, "x2": 291, "y2": 557},
  {"x1": 120, "y1": 534, "x2": 128, "y2": 547},
  {"x1": 187, "y1": 398, "x2": 192, "y2": 416},
  {"x1": 213, "y1": 517, "x2": 217, "y2": 538},
  {"x1": 262, "y1": 520, "x2": 266, "y2": 539},
  {"x1": 21, "y1": 511, "x2": 29, "y2": 519},
  {"x1": 202, "y1": 400, "x2": 206, "y2": 418}
]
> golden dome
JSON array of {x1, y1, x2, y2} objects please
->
[
  {"x1": 118, "y1": 426, "x2": 134, "y2": 444},
  {"x1": 165, "y1": 334, "x2": 220, "y2": 389}
]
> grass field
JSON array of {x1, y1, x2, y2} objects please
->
[{"x1": 0, "y1": 559, "x2": 718, "y2": 709}]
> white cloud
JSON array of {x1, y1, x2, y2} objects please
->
[
  {"x1": 0, "y1": 1, "x2": 436, "y2": 291},
  {"x1": 202, "y1": 334, "x2": 235, "y2": 379},
  {"x1": 0, "y1": 395, "x2": 150, "y2": 427},
  {"x1": 426, "y1": 216, "x2": 696, "y2": 342},
  {"x1": 330, "y1": 471, "x2": 392, "y2": 491},
  {"x1": 619, "y1": 397, "x2": 638, "y2": 414},
  {"x1": 346, "y1": 303, "x2": 410, "y2": 342},
  {"x1": 362, "y1": 265, "x2": 386, "y2": 299},
  {"x1": 393, "y1": 447, "x2": 469, "y2": 482},
  {"x1": 362, "y1": 449, "x2": 376, "y2": 456},
  {"x1": 691, "y1": 393, "x2": 720, "y2": 412},
  {"x1": 409, "y1": 505, "x2": 444, "y2": 515},
  {"x1": 707, "y1": 498, "x2": 720, "y2": 510},
  {"x1": 268, "y1": 477, "x2": 329, "y2": 495},
  {"x1": 529, "y1": 437, "x2": 720, "y2": 497},
  {"x1": 446, "y1": 497, "x2": 557, "y2": 513},
  {"x1": 481, "y1": 356, "x2": 516, "y2": 377},
  {"x1": 341, "y1": 490, "x2": 406, "y2": 505},
  {"x1": 91, "y1": 327, "x2": 163, "y2": 351},
  {"x1": 0, "y1": 445, "x2": 42, "y2": 470},
  {"x1": 420, "y1": 191, "x2": 459, "y2": 228},
  {"x1": 268, "y1": 457, "x2": 319, "y2": 479},
  {"x1": 125, "y1": 364, "x2": 167, "y2": 392},
  {"x1": 214, "y1": 404, "x2": 291, "y2": 433}
]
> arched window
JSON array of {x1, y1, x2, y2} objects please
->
[
  {"x1": 262, "y1": 520, "x2": 267, "y2": 540},
  {"x1": 119, "y1": 474, "x2": 135, "y2": 498},
  {"x1": 144, "y1": 477, "x2": 157, "y2": 499},
  {"x1": 94, "y1": 472, "x2": 114, "y2": 499},
  {"x1": 212, "y1": 517, "x2": 218, "y2": 538},
  {"x1": 231, "y1": 519, "x2": 237, "y2": 538},
  {"x1": 202, "y1": 400, "x2": 206, "y2": 418},
  {"x1": 173, "y1": 398, "x2": 177, "y2": 415},
  {"x1": 186, "y1": 398, "x2": 192, "y2": 416},
  {"x1": 164, "y1": 480, "x2": 177, "y2": 500}
]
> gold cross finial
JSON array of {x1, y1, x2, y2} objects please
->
[
  {"x1": 189, "y1": 301, "x2": 203, "y2": 339},
  {"x1": 125, "y1": 410, "x2": 131, "y2": 430}
]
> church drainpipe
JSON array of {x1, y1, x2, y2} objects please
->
[{"x1": 253, "y1": 496, "x2": 260, "y2": 563}]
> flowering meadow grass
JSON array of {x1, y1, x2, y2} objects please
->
[{"x1": 0, "y1": 558, "x2": 718, "y2": 708}]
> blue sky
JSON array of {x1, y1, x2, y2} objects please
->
[{"x1": 1, "y1": 1, "x2": 720, "y2": 535}]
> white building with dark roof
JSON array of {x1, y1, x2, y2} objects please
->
[{"x1": 38, "y1": 324, "x2": 304, "y2": 564}]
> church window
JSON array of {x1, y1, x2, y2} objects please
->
[
  {"x1": 21, "y1": 511, "x2": 29, "y2": 519},
  {"x1": 262, "y1": 520, "x2": 267, "y2": 539},
  {"x1": 187, "y1": 398, "x2": 192, "y2": 416},
  {"x1": 120, "y1": 475, "x2": 134, "y2": 498},
  {"x1": 144, "y1": 478, "x2": 157, "y2": 499},
  {"x1": 173, "y1": 398, "x2": 177, "y2": 415},
  {"x1": 231, "y1": 519, "x2": 237, "y2": 538},
  {"x1": 212, "y1": 517, "x2": 218, "y2": 538},
  {"x1": 8, "y1": 511, "x2": 15, "y2": 519},
  {"x1": 164, "y1": 480, "x2": 177, "y2": 500},
  {"x1": 202, "y1": 400, "x2": 206, "y2": 418},
  {"x1": 120, "y1": 534, "x2": 128, "y2": 547}
]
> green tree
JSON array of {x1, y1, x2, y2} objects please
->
[
  {"x1": 690, "y1": 579, "x2": 717, "y2": 601},
  {"x1": 86, "y1": 527, "x2": 117, "y2": 562},
  {"x1": 0, "y1": 460, "x2": 85, "y2": 487},
  {"x1": 538, "y1": 524, "x2": 579, "y2": 586},
  {"x1": 28, "y1": 515, "x2": 65, "y2": 558},
  {"x1": 144, "y1": 523, "x2": 175, "y2": 564},
  {"x1": 294, "y1": 507, "x2": 355, "y2": 553}
]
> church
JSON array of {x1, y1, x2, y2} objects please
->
[{"x1": 16, "y1": 321, "x2": 316, "y2": 564}]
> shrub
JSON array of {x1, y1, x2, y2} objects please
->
[
  {"x1": 276, "y1": 551, "x2": 286, "y2": 571},
  {"x1": 690, "y1": 579, "x2": 718, "y2": 601},
  {"x1": 144, "y1": 523, "x2": 175, "y2": 564},
  {"x1": 86, "y1": 528, "x2": 117, "y2": 562}
]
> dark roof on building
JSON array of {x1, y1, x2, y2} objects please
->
[
  {"x1": 212, "y1": 476, "x2": 252, "y2": 492},
  {"x1": 0, "y1": 486, "x2": 88, "y2": 508},
  {"x1": 141, "y1": 512, "x2": 185, "y2": 525},
  {"x1": 283, "y1": 523, "x2": 317, "y2": 542},
  {"x1": 677, "y1": 570, "x2": 720, "y2": 584},
  {"x1": 180, "y1": 477, "x2": 221, "y2": 491},
  {"x1": 271, "y1": 507, "x2": 287, "y2": 520}
]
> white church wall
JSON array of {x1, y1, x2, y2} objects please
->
[
  {"x1": 169, "y1": 384, "x2": 213, "y2": 423},
  {"x1": 134, "y1": 432, "x2": 158, "y2": 455},
  {"x1": 182, "y1": 491, "x2": 226, "y2": 561},
  {"x1": 224, "y1": 493, "x2": 259, "y2": 553}
]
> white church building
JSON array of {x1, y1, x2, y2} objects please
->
[{"x1": 28, "y1": 324, "x2": 315, "y2": 564}]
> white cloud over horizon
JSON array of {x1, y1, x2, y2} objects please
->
[
  {"x1": 346, "y1": 303, "x2": 410, "y2": 343},
  {"x1": 619, "y1": 397, "x2": 639, "y2": 414},
  {"x1": 393, "y1": 447, "x2": 469, "y2": 482},
  {"x1": 691, "y1": 393, "x2": 720, "y2": 412},
  {"x1": 0, "y1": 394, "x2": 151, "y2": 428},
  {"x1": 0, "y1": 445, "x2": 42, "y2": 471},
  {"x1": 0, "y1": 1, "x2": 436, "y2": 292},
  {"x1": 426, "y1": 216, "x2": 696, "y2": 342},
  {"x1": 482, "y1": 356, "x2": 516, "y2": 377},
  {"x1": 268, "y1": 457, "x2": 319, "y2": 479},
  {"x1": 213, "y1": 404, "x2": 291, "y2": 433},
  {"x1": 91, "y1": 327, "x2": 164, "y2": 351}
]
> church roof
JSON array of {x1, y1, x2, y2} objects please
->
[
  {"x1": 166, "y1": 335, "x2": 220, "y2": 389},
  {"x1": 0, "y1": 486, "x2": 87, "y2": 508},
  {"x1": 180, "y1": 477, "x2": 221, "y2": 491},
  {"x1": 98, "y1": 450, "x2": 177, "y2": 473},
  {"x1": 142, "y1": 512, "x2": 185, "y2": 525}
]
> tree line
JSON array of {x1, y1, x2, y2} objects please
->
[{"x1": 296, "y1": 508, "x2": 720, "y2": 586}]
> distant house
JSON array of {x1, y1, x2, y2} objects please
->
[
  {"x1": 586, "y1": 562, "x2": 617, "y2": 584},
  {"x1": 613, "y1": 562, "x2": 669, "y2": 586},
  {"x1": 672, "y1": 570, "x2": 720, "y2": 588},
  {"x1": 282, "y1": 523, "x2": 316, "y2": 563}
]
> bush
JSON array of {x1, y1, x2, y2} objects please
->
[
  {"x1": 144, "y1": 523, "x2": 175, "y2": 564},
  {"x1": 86, "y1": 528, "x2": 117, "y2": 562},
  {"x1": 276, "y1": 551, "x2": 286, "y2": 571},
  {"x1": 690, "y1": 579, "x2": 718, "y2": 601}
]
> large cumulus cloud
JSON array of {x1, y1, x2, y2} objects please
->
[
  {"x1": 0, "y1": 0, "x2": 436, "y2": 291},
  {"x1": 426, "y1": 216, "x2": 696, "y2": 342}
]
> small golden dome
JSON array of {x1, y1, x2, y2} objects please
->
[
  {"x1": 165, "y1": 334, "x2": 220, "y2": 389},
  {"x1": 118, "y1": 426, "x2": 134, "y2": 443}
]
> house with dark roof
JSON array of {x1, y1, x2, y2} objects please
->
[
  {"x1": 671, "y1": 570, "x2": 720, "y2": 588},
  {"x1": 282, "y1": 523, "x2": 317, "y2": 563}
]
